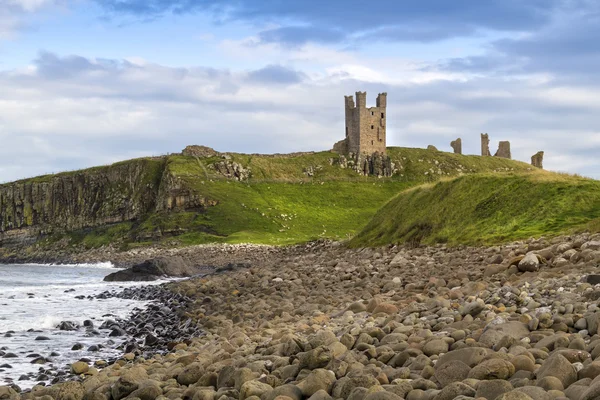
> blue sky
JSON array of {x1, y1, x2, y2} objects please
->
[{"x1": 1, "y1": 0, "x2": 600, "y2": 181}]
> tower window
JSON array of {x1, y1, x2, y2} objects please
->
[
  {"x1": 371, "y1": 125, "x2": 374, "y2": 129},
  {"x1": 371, "y1": 140, "x2": 374, "y2": 145},
  {"x1": 371, "y1": 111, "x2": 374, "y2": 116},
  {"x1": 345, "y1": 127, "x2": 348, "y2": 137},
  {"x1": 381, "y1": 113, "x2": 385, "y2": 118}
]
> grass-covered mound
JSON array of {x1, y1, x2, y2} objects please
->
[
  {"x1": 350, "y1": 171, "x2": 600, "y2": 248},
  {"x1": 1, "y1": 146, "x2": 544, "y2": 250},
  {"x1": 130, "y1": 148, "x2": 535, "y2": 246}
]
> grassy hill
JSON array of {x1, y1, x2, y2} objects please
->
[
  {"x1": 350, "y1": 171, "x2": 600, "y2": 248},
  {"x1": 3, "y1": 146, "x2": 568, "y2": 251},
  {"x1": 125, "y1": 148, "x2": 536, "y2": 246}
]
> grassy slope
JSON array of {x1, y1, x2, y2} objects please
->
[
  {"x1": 350, "y1": 171, "x2": 600, "y2": 248},
  {"x1": 4, "y1": 147, "x2": 557, "y2": 249},
  {"x1": 131, "y1": 148, "x2": 536, "y2": 246}
]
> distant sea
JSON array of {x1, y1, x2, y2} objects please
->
[{"x1": 0, "y1": 263, "x2": 158, "y2": 388}]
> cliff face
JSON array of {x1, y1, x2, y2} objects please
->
[{"x1": 0, "y1": 159, "x2": 166, "y2": 246}]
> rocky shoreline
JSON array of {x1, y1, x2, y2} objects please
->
[
  {"x1": 5, "y1": 233, "x2": 600, "y2": 400},
  {"x1": 0, "y1": 242, "x2": 293, "y2": 269}
]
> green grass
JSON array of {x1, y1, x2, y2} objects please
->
[
  {"x1": 4, "y1": 146, "x2": 585, "y2": 249},
  {"x1": 350, "y1": 171, "x2": 600, "y2": 247}
]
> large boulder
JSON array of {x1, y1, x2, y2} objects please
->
[
  {"x1": 536, "y1": 353, "x2": 577, "y2": 389},
  {"x1": 104, "y1": 256, "x2": 199, "y2": 281},
  {"x1": 478, "y1": 321, "x2": 530, "y2": 348}
]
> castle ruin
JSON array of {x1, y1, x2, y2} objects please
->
[
  {"x1": 494, "y1": 141, "x2": 511, "y2": 159},
  {"x1": 333, "y1": 92, "x2": 387, "y2": 155},
  {"x1": 450, "y1": 138, "x2": 462, "y2": 154},
  {"x1": 481, "y1": 133, "x2": 491, "y2": 156},
  {"x1": 532, "y1": 151, "x2": 544, "y2": 168}
]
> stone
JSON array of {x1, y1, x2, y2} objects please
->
[
  {"x1": 111, "y1": 366, "x2": 148, "y2": 400},
  {"x1": 462, "y1": 300, "x2": 485, "y2": 317},
  {"x1": 240, "y1": 381, "x2": 273, "y2": 400},
  {"x1": 307, "y1": 390, "x2": 333, "y2": 400},
  {"x1": 511, "y1": 355, "x2": 536, "y2": 372},
  {"x1": 364, "y1": 392, "x2": 403, "y2": 400},
  {"x1": 579, "y1": 381, "x2": 600, "y2": 400},
  {"x1": 496, "y1": 391, "x2": 534, "y2": 400},
  {"x1": 537, "y1": 376, "x2": 565, "y2": 391},
  {"x1": 495, "y1": 141, "x2": 511, "y2": 159},
  {"x1": 513, "y1": 387, "x2": 552, "y2": 400},
  {"x1": 372, "y1": 303, "x2": 398, "y2": 315},
  {"x1": 0, "y1": 386, "x2": 20, "y2": 400},
  {"x1": 434, "y1": 360, "x2": 471, "y2": 386},
  {"x1": 104, "y1": 256, "x2": 199, "y2": 282},
  {"x1": 297, "y1": 369, "x2": 337, "y2": 397},
  {"x1": 177, "y1": 363, "x2": 204, "y2": 386},
  {"x1": 536, "y1": 353, "x2": 577, "y2": 389},
  {"x1": 433, "y1": 382, "x2": 476, "y2": 400},
  {"x1": 531, "y1": 151, "x2": 544, "y2": 168},
  {"x1": 217, "y1": 365, "x2": 236, "y2": 389},
  {"x1": 127, "y1": 382, "x2": 162, "y2": 400},
  {"x1": 478, "y1": 321, "x2": 530, "y2": 348},
  {"x1": 436, "y1": 347, "x2": 492, "y2": 369},
  {"x1": 451, "y1": 138, "x2": 462, "y2": 154},
  {"x1": 422, "y1": 339, "x2": 449, "y2": 356},
  {"x1": 56, "y1": 381, "x2": 85, "y2": 400},
  {"x1": 518, "y1": 253, "x2": 540, "y2": 272},
  {"x1": 475, "y1": 380, "x2": 513, "y2": 400},
  {"x1": 71, "y1": 361, "x2": 89, "y2": 375},
  {"x1": 262, "y1": 385, "x2": 303, "y2": 400},
  {"x1": 481, "y1": 133, "x2": 491, "y2": 156},
  {"x1": 468, "y1": 359, "x2": 515, "y2": 380}
]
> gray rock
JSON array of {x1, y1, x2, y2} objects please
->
[
  {"x1": 518, "y1": 253, "x2": 540, "y2": 272},
  {"x1": 475, "y1": 380, "x2": 513, "y2": 400},
  {"x1": 537, "y1": 353, "x2": 577, "y2": 389},
  {"x1": 436, "y1": 347, "x2": 492, "y2": 369},
  {"x1": 434, "y1": 360, "x2": 471, "y2": 387},
  {"x1": 433, "y1": 382, "x2": 476, "y2": 400}
]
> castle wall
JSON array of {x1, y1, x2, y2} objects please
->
[{"x1": 357, "y1": 106, "x2": 386, "y2": 154}]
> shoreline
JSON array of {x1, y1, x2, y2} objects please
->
[{"x1": 5, "y1": 232, "x2": 600, "y2": 400}]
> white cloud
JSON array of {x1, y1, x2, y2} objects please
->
[{"x1": 1, "y1": 51, "x2": 600, "y2": 182}]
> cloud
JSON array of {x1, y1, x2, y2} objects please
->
[
  {"x1": 246, "y1": 64, "x2": 306, "y2": 84},
  {"x1": 0, "y1": 0, "x2": 61, "y2": 39},
  {"x1": 95, "y1": 0, "x2": 555, "y2": 44},
  {"x1": 438, "y1": 2, "x2": 600, "y2": 80},
  {"x1": 1, "y1": 51, "x2": 600, "y2": 183}
]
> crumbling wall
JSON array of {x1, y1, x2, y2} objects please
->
[
  {"x1": 531, "y1": 151, "x2": 544, "y2": 169},
  {"x1": 481, "y1": 133, "x2": 491, "y2": 156},
  {"x1": 332, "y1": 139, "x2": 348, "y2": 154},
  {"x1": 494, "y1": 141, "x2": 511, "y2": 159},
  {"x1": 450, "y1": 138, "x2": 462, "y2": 154}
]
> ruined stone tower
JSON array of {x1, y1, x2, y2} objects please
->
[{"x1": 334, "y1": 92, "x2": 387, "y2": 155}]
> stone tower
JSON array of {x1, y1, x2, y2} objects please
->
[{"x1": 335, "y1": 91, "x2": 387, "y2": 155}]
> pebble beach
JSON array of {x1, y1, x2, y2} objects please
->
[{"x1": 4, "y1": 233, "x2": 600, "y2": 400}]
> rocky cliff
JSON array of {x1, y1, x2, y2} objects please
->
[{"x1": 0, "y1": 158, "x2": 165, "y2": 246}]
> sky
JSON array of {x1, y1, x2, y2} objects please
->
[{"x1": 1, "y1": 0, "x2": 600, "y2": 181}]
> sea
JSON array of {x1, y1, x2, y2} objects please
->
[{"x1": 0, "y1": 262, "x2": 161, "y2": 388}]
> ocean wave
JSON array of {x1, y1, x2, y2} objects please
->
[{"x1": 24, "y1": 262, "x2": 119, "y2": 269}]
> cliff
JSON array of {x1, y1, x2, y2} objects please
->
[{"x1": 0, "y1": 158, "x2": 165, "y2": 246}]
